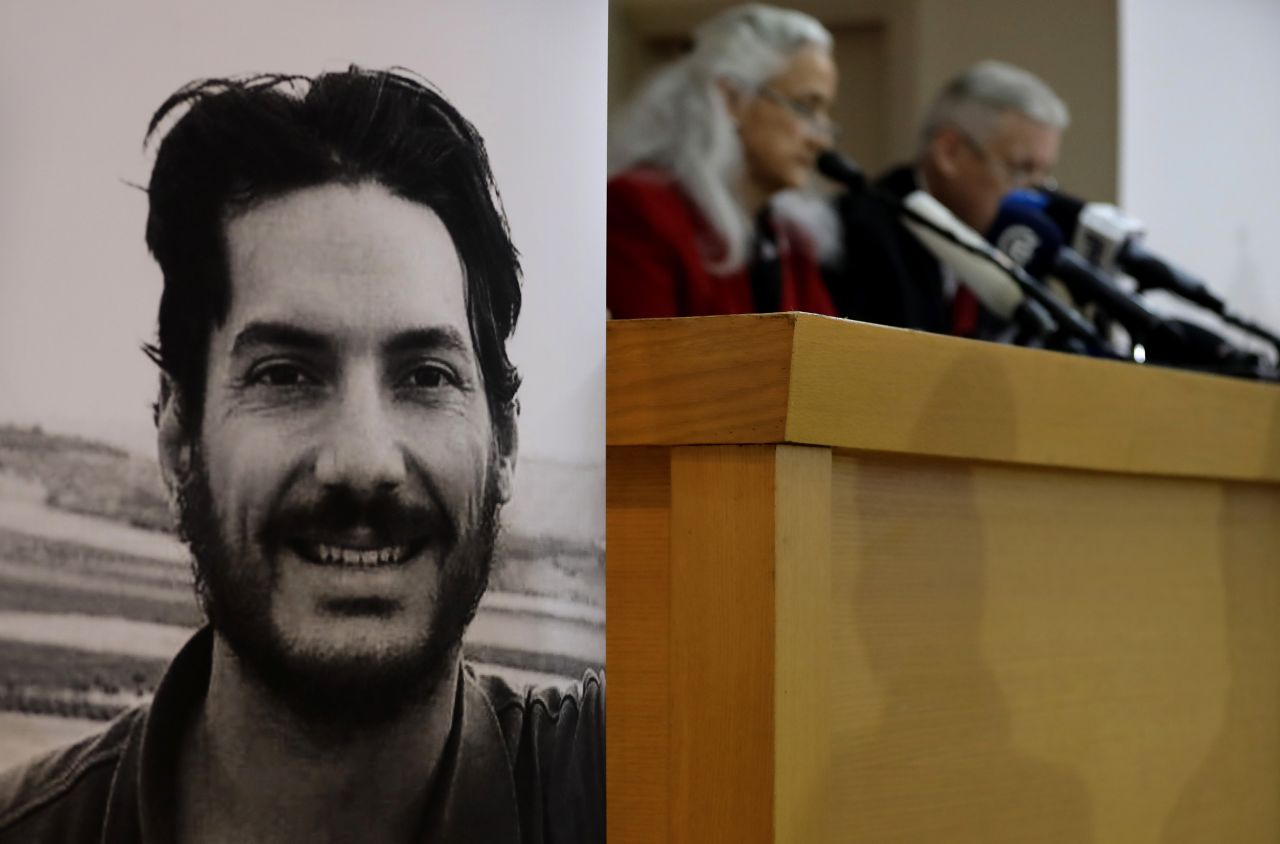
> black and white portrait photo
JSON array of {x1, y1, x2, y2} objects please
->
[{"x1": 0, "y1": 2, "x2": 604, "y2": 841}]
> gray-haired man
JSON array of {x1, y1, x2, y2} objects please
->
[{"x1": 828, "y1": 60, "x2": 1069, "y2": 335}]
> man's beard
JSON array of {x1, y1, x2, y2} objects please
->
[{"x1": 174, "y1": 443, "x2": 501, "y2": 728}]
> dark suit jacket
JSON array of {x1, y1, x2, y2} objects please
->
[{"x1": 824, "y1": 165, "x2": 951, "y2": 334}]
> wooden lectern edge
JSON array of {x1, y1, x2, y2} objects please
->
[{"x1": 607, "y1": 314, "x2": 1280, "y2": 485}]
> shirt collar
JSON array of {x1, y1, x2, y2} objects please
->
[
  {"x1": 415, "y1": 667, "x2": 522, "y2": 841},
  {"x1": 100, "y1": 628, "x2": 522, "y2": 843}
]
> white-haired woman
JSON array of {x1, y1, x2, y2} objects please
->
[{"x1": 607, "y1": 4, "x2": 839, "y2": 318}]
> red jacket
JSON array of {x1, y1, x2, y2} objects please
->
[{"x1": 607, "y1": 168, "x2": 836, "y2": 319}]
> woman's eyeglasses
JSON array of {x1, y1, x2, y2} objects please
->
[{"x1": 756, "y1": 86, "x2": 840, "y2": 141}]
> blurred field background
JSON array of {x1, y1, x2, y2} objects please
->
[{"x1": 0, "y1": 423, "x2": 604, "y2": 768}]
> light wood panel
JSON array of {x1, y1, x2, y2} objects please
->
[
  {"x1": 786, "y1": 315, "x2": 1280, "y2": 481},
  {"x1": 669, "y1": 445, "x2": 778, "y2": 843},
  {"x1": 826, "y1": 451, "x2": 1280, "y2": 842},
  {"x1": 606, "y1": 444, "x2": 841, "y2": 843},
  {"x1": 773, "y1": 446, "x2": 835, "y2": 844}
]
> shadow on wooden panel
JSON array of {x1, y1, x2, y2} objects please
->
[
  {"x1": 834, "y1": 354, "x2": 1095, "y2": 842},
  {"x1": 605, "y1": 446, "x2": 672, "y2": 844},
  {"x1": 1163, "y1": 405, "x2": 1280, "y2": 842}
]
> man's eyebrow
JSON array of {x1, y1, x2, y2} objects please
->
[
  {"x1": 383, "y1": 327, "x2": 472, "y2": 357},
  {"x1": 230, "y1": 321, "x2": 331, "y2": 357}
]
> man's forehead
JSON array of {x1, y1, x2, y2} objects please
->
[
  {"x1": 227, "y1": 318, "x2": 472, "y2": 357},
  {"x1": 992, "y1": 111, "x2": 1061, "y2": 155},
  {"x1": 218, "y1": 181, "x2": 472, "y2": 350}
]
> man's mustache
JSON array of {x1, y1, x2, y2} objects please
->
[{"x1": 262, "y1": 485, "x2": 457, "y2": 550}]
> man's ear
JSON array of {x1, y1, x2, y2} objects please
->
[
  {"x1": 494, "y1": 418, "x2": 518, "y2": 505},
  {"x1": 155, "y1": 374, "x2": 191, "y2": 499},
  {"x1": 930, "y1": 127, "x2": 966, "y2": 179}
]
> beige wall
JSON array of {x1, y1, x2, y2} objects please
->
[
  {"x1": 909, "y1": 0, "x2": 1118, "y2": 201},
  {"x1": 608, "y1": 2, "x2": 657, "y2": 119},
  {"x1": 610, "y1": 0, "x2": 1119, "y2": 199}
]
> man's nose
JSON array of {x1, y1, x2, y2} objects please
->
[{"x1": 314, "y1": 367, "x2": 407, "y2": 491}]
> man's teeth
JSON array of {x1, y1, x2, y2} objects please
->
[{"x1": 310, "y1": 543, "x2": 407, "y2": 566}]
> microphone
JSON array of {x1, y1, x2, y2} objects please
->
[
  {"x1": 814, "y1": 149, "x2": 867, "y2": 193},
  {"x1": 1034, "y1": 188, "x2": 1280, "y2": 357},
  {"x1": 1033, "y1": 189, "x2": 1228, "y2": 314},
  {"x1": 816, "y1": 151, "x2": 1122, "y2": 354},
  {"x1": 815, "y1": 151, "x2": 1055, "y2": 344},
  {"x1": 814, "y1": 150, "x2": 1024, "y2": 325},
  {"x1": 988, "y1": 196, "x2": 1197, "y2": 360},
  {"x1": 897, "y1": 191, "x2": 1028, "y2": 324}
]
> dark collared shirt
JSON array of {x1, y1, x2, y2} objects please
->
[{"x1": 0, "y1": 628, "x2": 604, "y2": 843}]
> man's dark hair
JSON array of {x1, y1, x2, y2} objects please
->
[{"x1": 143, "y1": 67, "x2": 521, "y2": 448}]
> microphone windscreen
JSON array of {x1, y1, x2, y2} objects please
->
[
  {"x1": 1003, "y1": 188, "x2": 1050, "y2": 213},
  {"x1": 987, "y1": 197, "x2": 1065, "y2": 280},
  {"x1": 1035, "y1": 188, "x2": 1087, "y2": 242}
]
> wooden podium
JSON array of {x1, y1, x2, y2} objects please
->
[{"x1": 606, "y1": 314, "x2": 1280, "y2": 843}]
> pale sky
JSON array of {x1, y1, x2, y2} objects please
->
[{"x1": 0, "y1": 0, "x2": 605, "y2": 467}]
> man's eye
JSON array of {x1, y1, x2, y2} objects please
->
[
  {"x1": 401, "y1": 365, "x2": 456, "y2": 390},
  {"x1": 249, "y1": 363, "x2": 316, "y2": 387}
]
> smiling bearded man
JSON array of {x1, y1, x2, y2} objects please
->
[
  {"x1": 0, "y1": 69, "x2": 604, "y2": 844},
  {"x1": 172, "y1": 182, "x2": 507, "y2": 730}
]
